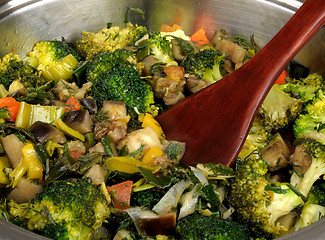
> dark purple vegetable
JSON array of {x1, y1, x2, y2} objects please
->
[
  {"x1": 62, "y1": 109, "x2": 92, "y2": 134},
  {"x1": 79, "y1": 98, "x2": 98, "y2": 114},
  {"x1": 29, "y1": 121, "x2": 66, "y2": 144}
]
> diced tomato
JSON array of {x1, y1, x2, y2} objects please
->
[
  {"x1": 69, "y1": 150, "x2": 84, "y2": 160},
  {"x1": 163, "y1": 66, "x2": 185, "y2": 81},
  {"x1": 275, "y1": 70, "x2": 289, "y2": 85},
  {"x1": 65, "y1": 96, "x2": 82, "y2": 112},
  {"x1": 107, "y1": 180, "x2": 133, "y2": 210},
  {"x1": 190, "y1": 28, "x2": 210, "y2": 46},
  {"x1": 0, "y1": 97, "x2": 21, "y2": 122}
]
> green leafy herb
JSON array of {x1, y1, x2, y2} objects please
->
[
  {"x1": 137, "y1": 166, "x2": 176, "y2": 188},
  {"x1": 124, "y1": 7, "x2": 145, "y2": 24}
]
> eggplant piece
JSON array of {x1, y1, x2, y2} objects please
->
[
  {"x1": 140, "y1": 55, "x2": 159, "y2": 76},
  {"x1": 140, "y1": 212, "x2": 176, "y2": 236},
  {"x1": 260, "y1": 133, "x2": 291, "y2": 172},
  {"x1": 8, "y1": 177, "x2": 43, "y2": 203},
  {"x1": 29, "y1": 121, "x2": 66, "y2": 144},
  {"x1": 62, "y1": 109, "x2": 92, "y2": 134},
  {"x1": 171, "y1": 39, "x2": 199, "y2": 61},
  {"x1": 85, "y1": 164, "x2": 108, "y2": 185},
  {"x1": 290, "y1": 146, "x2": 312, "y2": 175},
  {"x1": 79, "y1": 98, "x2": 98, "y2": 115},
  {"x1": 1, "y1": 134, "x2": 25, "y2": 168}
]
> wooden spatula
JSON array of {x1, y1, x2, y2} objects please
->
[{"x1": 156, "y1": 0, "x2": 325, "y2": 167}]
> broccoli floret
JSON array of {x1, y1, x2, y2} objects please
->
[
  {"x1": 76, "y1": 22, "x2": 147, "y2": 60},
  {"x1": 238, "y1": 116, "x2": 272, "y2": 160},
  {"x1": 293, "y1": 89, "x2": 325, "y2": 142},
  {"x1": 280, "y1": 73, "x2": 324, "y2": 102},
  {"x1": 229, "y1": 158, "x2": 304, "y2": 238},
  {"x1": 0, "y1": 53, "x2": 46, "y2": 90},
  {"x1": 291, "y1": 139, "x2": 325, "y2": 198},
  {"x1": 181, "y1": 49, "x2": 227, "y2": 84},
  {"x1": 308, "y1": 183, "x2": 325, "y2": 206},
  {"x1": 5, "y1": 178, "x2": 110, "y2": 240},
  {"x1": 28, "y1": 39, "x2": 82, "y2": 70},
  {"x1": 259, "y1": 84, "x2": 304, "y2": 132},
  {"x1": 294, "y1": 184, "x2": 325, "y2": 230},
  {"x1": 27, "y1": 39, "x2": 82, "y2": 82},
  {"x1": 175, "y1": 213, "x2": 253, "y2": 240},
  {"x1": 131, "y1": 189, "x2": 164, "y2": 209},
  {"x1": 140, "y1": 31, "x2": 178, "y2": 66},
  {"x1": 90, "y1": 64, "x2": 157, "y2": 121},
  {"x1": 86, "y1": 49, "x2": 138, "y2": 82}
]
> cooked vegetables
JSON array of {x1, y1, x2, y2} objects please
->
[{"x1": 0, "y1": 13, "x2": 323, "y2": 240}]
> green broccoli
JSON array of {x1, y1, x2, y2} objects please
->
[
  {"x1": 88, "y1": 49, "x2": 158, "y2": 122},
  {"x1": 4, "y1": 178, "x2": 110, "y2": 240},
  {"x1": 280, "y1": 73, "x2": 324, "y2": 102},
  {"x1": 291, "y1": 138, "x2": 325, "y2": 198},
  {"x1": 86, "y1": 49, "x2": 138, "y2": 82},
  {"x1": 181, "y1": 49, "x2": 227, "y2": 84},
  {"x1": 229, "y1": 158, "x2": 304, "y2": 238},
  {"x1": 27, "y1": 39, "x2": 82, "y2": 81},
  {"x1": 259, "y1": 84, "x2": 304, "y2": 132},
  {"x1": 238, "y1": 115, "x2": 272, "y2": 160},
  {"x1": 175, "y1": 213, "x2": 253, "y2": 240},
  {"x1": 0, "y1": 53, "x2": 46, "y2": 90},
  {"x1": 76, "y1": 22, "x2": 147, "y2": 61},
  {"x1": 137, "y1": 31, "x2": 178, "y2": 66},
  {"x1": 91, "y1": 65, "x2": 156, "y2": 118},
  {"x1": 294, "y1": 183, "x2": 325, "y2": 230},
  {"x1": 131, "y1": 188, "x2": 164, "y2": 209},
  {"x1": 293, "y1": 89, "x2": 325, "y2": 142}
]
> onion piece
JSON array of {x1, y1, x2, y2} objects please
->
[
  {"x1": 178, "y1": 183, "x2": 201, "y2": 219},
  {"x1": 152, "y1": 179, "x2": 192, "y2": 214}
]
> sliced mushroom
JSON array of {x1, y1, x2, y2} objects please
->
[
  {"x1": 29, "y1": 121, "x2": 67, "y2": 144},
  {"x1": 260, "y1": 133, "x2": 291, "y2": 172},
  {"x1": 218, "y1": 40, "x2": 246, "y2": 64},
  {"x1": 62, "y1": 109, "x2": 93, "y2": 134},
  {"x1": 186, "y1": 75, "x2": 209, "y2": 93},
  {"x1": 289, "y1": 145, "x2": 312, "y2": 175},
  {"x1": 154, "y1": 77, "x2": 186, "y2": 105}
]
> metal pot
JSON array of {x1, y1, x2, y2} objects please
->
[{"x1": 0, "y1": 0, "x2": 324, "y2": 239}]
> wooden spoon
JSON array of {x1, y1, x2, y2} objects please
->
[{"x1": 156, "y1": 0, "x2": 325, "y2": 167}]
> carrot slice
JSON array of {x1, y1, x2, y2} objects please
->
[
  {"x1": 65, "y1": 96, "x2": 82, "y2": 112},
  {"x1": 190, "y1": 28, "x2": 210, "y2": 46},
  {"x1": 161, "y1": 24, "x2": 182, "y2": 32},
  {"x1": 0, "y1": 97, "x2": 20, "y2": 122},
  {"x1": 69, "y1": 150, "x2": 84, "y2": 160},
  {"x1": 107, "y1": 180, "x2": 133, "y2": 210},
  {"x1": 275, "y1": 70, "x2": 289, "y2": 84}
]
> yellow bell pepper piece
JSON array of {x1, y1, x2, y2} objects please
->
[
  {"x1": 53, "y1": 119, "x2": 85, "y2": 142},
  {"x1": 141, "y1": 113, "x2": 165, "y2": 140},
  {"x1": 21, "y1": 143, "x2": 43, "y2": 182},
  {"x1": 0, "y1": 156, "x2": 10, "y2": 185},
  {"x1": 142, "y1": 146, "x2": 163, "y2": 165},
  {"x1": 104, "y1": 156, "x2": 160, "y2": 174}
]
